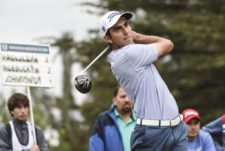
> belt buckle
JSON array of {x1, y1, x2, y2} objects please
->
[{"x1": 159, "y1": 120, "x2": 161, "y2": 126}]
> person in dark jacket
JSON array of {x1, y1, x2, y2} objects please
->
[
  {"x1": 0, "y1": 93, "x2": 49, "y2": 151},
  {"x1": 89, "y1": 86, "x2": 136, "y2": 151},
  {"x1": 202, "y1": 114, "x2": 225, "y2": 151}
]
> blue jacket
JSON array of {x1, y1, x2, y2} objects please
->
[
  {"x1": 202, "y1": 114, "x2": 225, "y2": 151},
  {"x1": 89, "y1": 105, "x2": 125, "y2": 151}
]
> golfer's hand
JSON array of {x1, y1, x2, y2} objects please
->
[
  {"x1": 30, "y1": 144, "x2": 40, "y2": 151},
  {"x1": 131, "y1": 31, "x2": 148, "y2": 44},
  {"x1": 131, "y1": 31, "x2": 140, "y2": 43}
]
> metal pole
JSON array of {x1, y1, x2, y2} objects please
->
[
  {"x1": 78, "y1": 46, "x2": 110, "y2": 75},
  {"x1": 27, "y1": 87, "x2": 37, "y2": 144}
]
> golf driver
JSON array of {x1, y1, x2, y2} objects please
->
[{"x1": 74, "y1": 46, "x2": 110, "y2": 93}]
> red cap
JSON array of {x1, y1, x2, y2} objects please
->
[
  {"x1": 182, "y1": 108, "x2": 200, "y2": 123},
  {"x1": 222, "y1": 114, "x2": 225, "y2": 124}
]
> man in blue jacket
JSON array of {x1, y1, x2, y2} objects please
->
[
  {"x1": 202, "y1": 114, "x2": 225, "y2": 151},
  {"x1": 89, "y1": 86, "x2": 136, "y2": 151}
]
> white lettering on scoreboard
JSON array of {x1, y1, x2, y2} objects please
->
[{"x1": 0, "y1": 43, "x2": 53, "y2": 87}]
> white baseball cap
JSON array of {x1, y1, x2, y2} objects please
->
[{"x1": 99, "y1": 11, "x2": 133, "y2": 37}]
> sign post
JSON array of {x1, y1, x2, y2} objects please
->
[
  {"x1": 27, "y1": 87, "x2": 37, "y2": 143},
  {"x1": 0, "y1": 42, "x2": 53, "y2": 143}
]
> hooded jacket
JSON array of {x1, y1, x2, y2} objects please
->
[
  {"x1": 202, "y1": 114, "x2": 225, "y2": 151},
  {"x1": 89, "y1": 105, "x2": 135, "y2": 151}
]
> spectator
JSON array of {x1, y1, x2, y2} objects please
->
[
  {"x1": 202, "y1": 114, "x2": 225, "y2": 151},
  {"x1": 0, "y1": 93, "x2": 49, "y2": 151},
  {"x1": 89, "y1": 86, "x2": 136, "y2": 151},
  {"x1": 182, "y1": 108, "x2": 216, "y2": 151}
]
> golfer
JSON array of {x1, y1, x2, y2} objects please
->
[{"x1": 99, "y1": 10, "x2": 188, "y2": 151}]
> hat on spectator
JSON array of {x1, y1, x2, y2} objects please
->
[
  {"x1": 99, "y1": 11, "x2": 132, "y2": 37},
  {"x1": 182, "y1": 108, "x2": 200, "y2": 123}
]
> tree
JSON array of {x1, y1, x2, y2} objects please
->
[
  {"x1": 24, "y1": 0, "x2": 224, "y2": 149},
  {"x1": 49, "y1": 33, "x2": 88, "y2": 151},
  {"x1": 78, "y1": 0, "x2": 225, "y2": 133},
  {"x1": 31, "y1": 33, "x2": 89, "y2": 150},
  {"x1": 0, "y1": 93, "x2": 9, "y2": 125}
]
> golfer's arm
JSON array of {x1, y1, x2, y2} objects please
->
[{"x1": 132, "y1": 31, "x2": 174, "y2": 57}]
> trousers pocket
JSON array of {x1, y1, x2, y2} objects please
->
[{"x1": 131, "y1": 125, "x2": 145, "y2": 151}]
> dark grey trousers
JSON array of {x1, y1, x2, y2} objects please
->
[{"x1": 131, "y1": 121, "x2": 188, "y2": 151}]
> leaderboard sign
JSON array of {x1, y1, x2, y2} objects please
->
[{"x1": 0, "y1": 43, "x2": 53, "y2": 87}]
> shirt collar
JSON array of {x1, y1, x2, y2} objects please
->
[{"x1": 114, "y1": 108, "x2": 136, "y2": 121}]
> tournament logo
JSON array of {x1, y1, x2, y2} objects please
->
[{"x1": 1, "y1": 43, "x2": 8, "y2": 51}]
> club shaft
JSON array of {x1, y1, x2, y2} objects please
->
[{"x1": 79, "y1": 46, "x2": 110, "y2": 75}]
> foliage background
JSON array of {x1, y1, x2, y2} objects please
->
[{"x1": 0, "y1": 0, "x2": 224, "y2": 150}]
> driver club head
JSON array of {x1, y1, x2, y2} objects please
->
[{"x1": 74, "y1": 75, "x2": 92, "y2": 93}]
